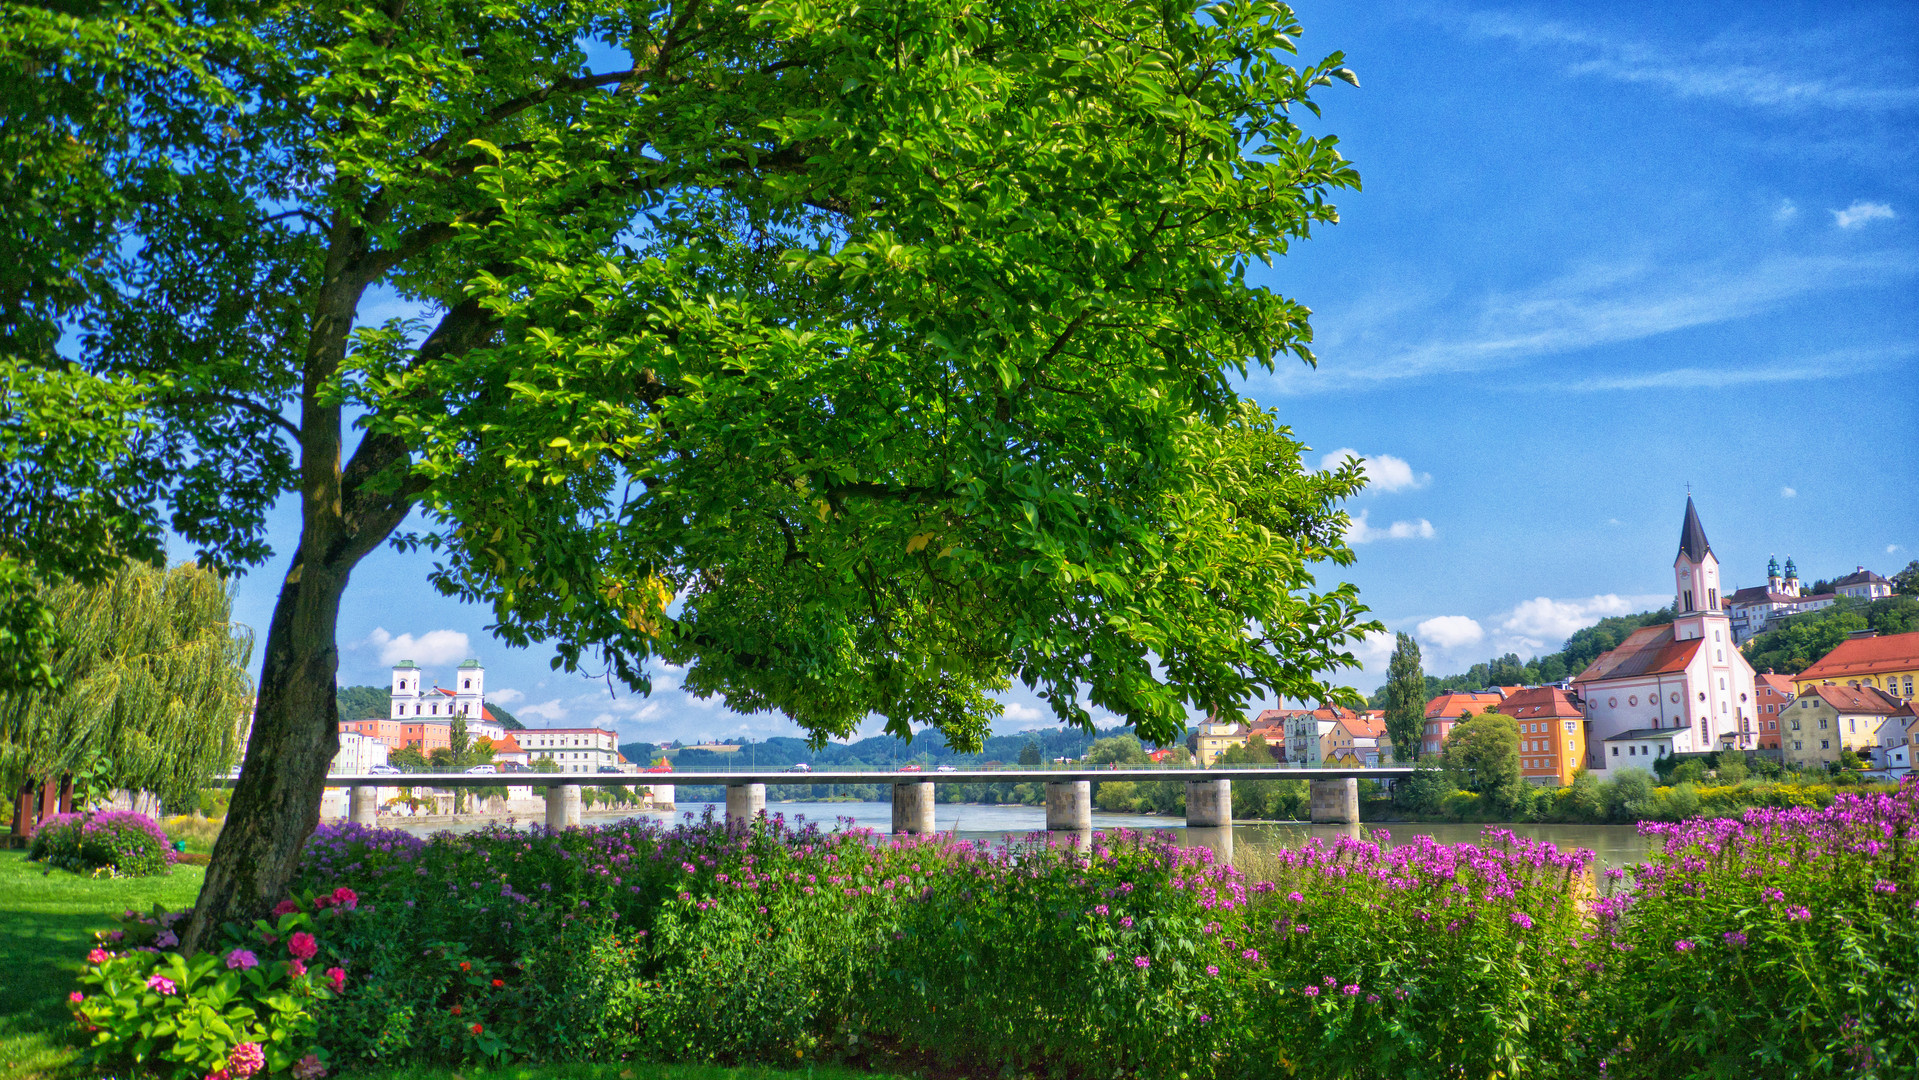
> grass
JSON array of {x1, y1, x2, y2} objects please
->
[
  {"x1": 0, "y1": 849, "x2": 205, "y2": 1079},
  {"x1": 0, "y1": 852, "x2": 912, "y2": 1080}
]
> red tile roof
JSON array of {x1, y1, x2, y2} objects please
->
[
  {"x1": 1574, "y1": 625, "x2": 1702, "y2": 683},
  {"x1": 493, "y1": 734, "x2": 522, "y2": 753},
  {"x1": 1803, "y1": 684, "x2": 1906, "y2": 716},
  {"x1": 1496, "y1": 686, "x2": 1585, "y2": 719},
  {"x1": 1795, "y1": 632, "x2": 1919, "y2": 682},
  {"x1": 1757, "y1": 673, "x2": 1795, "y2": 698},
  {"x1": 1424, "y1": 690, "x2": 1505, "y2": 720}
]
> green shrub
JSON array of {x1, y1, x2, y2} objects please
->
[{"x1": 30, "y1": 811, "x2": 175, "y2": 877}]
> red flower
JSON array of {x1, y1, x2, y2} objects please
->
[
  {"x1": 491, "y1": 978, "x2": 504, "y2": 988},
  {"x1": 450, "y1": 1005, "x2": 462, "y2": 1016},
  {"x1": 458, "y1": 961, "x2": 470, "y2": 972},
  {"x1": 471, "y1": 1023, "x2": 484, "y2": 1036}
]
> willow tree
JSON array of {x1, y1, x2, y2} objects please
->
[
  {"x1": 5, "y1": 0, "x2": 1374, "y2": 949},
  {"x1": 0, "y1": 561, "x2": 253, "y2": 813}
]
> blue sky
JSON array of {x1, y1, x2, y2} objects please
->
[{"x1": 226, "y1": 0, "x2": 1916, "y2": 745}]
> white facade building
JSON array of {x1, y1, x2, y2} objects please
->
[
  {"x1": 518, "y1": 727, "x2": 620, "y2": 773},
  {"x1": 328, "y1": 731, "x2": 390, "y2": 775},
  {"x1": 1575, "y1": 499, "x2": 1760, "y2": 774}
]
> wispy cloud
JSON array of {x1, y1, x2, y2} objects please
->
[
  {"x1": 1455, "y1": 11, "x2": 1919, "y2": 113},
  {"x1": 1347, "y1": 511, "x2": 1437, "y2": 544},
  {"x1": 1564, "y1": 347, "x2": 1911, "y2": 392},
  {"x1": 354, "y1": 627, "x2": 471, "y2": 667},
  {"x1": 1773, "y1": 199, "x2": 1799, "y2": 223},
  {"x1": 1833, "y1": 201, "x2": 1896, "y2": 229},
  {"x1": 1781, "y1": 487, "x2": 1797, "y2": 499},
  {"x1": 1500, "y1": 594, "x2": 1670, "y2": 642},
  {"x1": 1266, "y1": 253, "x2": 1918, "y2": 394}
]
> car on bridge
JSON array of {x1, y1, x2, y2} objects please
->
[
  {"x1": 369, "y1": 764, "x2": 403, "y2": 776},
  {"x1": 465, "y1": 764, "x2": 496, "y2": 774},
  {"x1": 899, "y1": 763, "x2": 924, "y2": 772},
  {"x1": 935, "y1": 765, "x2": 957, "y2": 772},
  {"x1": 786, "y1": 763, "x2": 813, "y2": 773}
]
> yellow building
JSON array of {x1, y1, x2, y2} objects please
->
[
  {"x1": 1501, "y1": 687, "x2": 1588, "y2": 788},
  {"x1": 1794, "y1": 631, "x2": 1919, "y2": 701},
  {"x1": 1194, "y1": 719, "x2": 1248, "y2": 767},
  {"x1": 1781, "y1": 685, "x2": 1905, "y2": 769}
]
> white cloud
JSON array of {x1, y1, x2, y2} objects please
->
[
  {"x1": 1346, "y1": 510, "x2": 1437, "y2": 544},
  {"x1": 1773, "y1": 199, "x2": 1799, "y2": 223},
  {"x1": 1891, "y1": 544, "x2": 1904, "y2": 555},
  {"x1": 520, "y1": 698, "x2": 566, "y2": 722},
  {"x1": 487, "y1": 687, "x2": 525, "y2": 705},
  {"x1": 1344, "y1": 630, "x2": 1397, "y2": 673},
  {"x1": 1565, "y1": 346, "x2": 1909, "y2": 392},
  {"x1": 1499, "y1": 594, "x2": 1671, "y2": 642},
  {"x1": 1320, "y1": 449, "x2": 1430, "y2": 493},
  {"x1": 1002, "y1": 703, "x2": 1044, "y2": 723},
  {"x1": 358, "y1": 627, "x2": 472, "y2": 667},
  {"x1": 1832, "y1": 201, "x2": 1895, "y2": 229},
  {"x1": 1417, "y1": 615, "x2": 1486, "y2": 650},
  {"x1": 1263, "y1": 252, "x2": 1919, "y2": 394},
  {"x1": 1781, "y1": 486, "x2": 1797, "y2": 498}
]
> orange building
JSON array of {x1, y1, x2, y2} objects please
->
[
  {"x1": 337, "y1": 716, "x2": 453, "y2": 753},
  {"x1": 1751, "y1": 673, "x2": 1795, "y2": 749},
  {"x1": 1421, "y1": 690, "x2": 1507, "y2": 756},
  {"x1": 1500, "y1": 686, "x2": 1587, "y2": 787}
]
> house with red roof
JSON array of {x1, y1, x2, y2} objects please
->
[
  {"x1": 1751, "y1": 673, "x2": 1795, "y2": 750},
  {"x1": 1501, "y1": 686, "x2": 1587, "y2": 788},
  {"x1": 1781, "y1": 684, "x2": 1906, "y2": 770},
  {"x1": 1421, "y1": 690, "x2": 1506, "y2": 757},
  {"x1": 1574, "y1": 499, "x2": 1759, "y2": 772},
  {"x1": 1794, "y1": 630, "x2": 1919, "y2": 702}
]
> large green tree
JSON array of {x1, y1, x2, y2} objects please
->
[
  {"x1": 1441, "y1": 709, "x2": 1523, "y2": 817},
  {"x1": 0, "y1": 561, "x2": 253, "y2": 813},
  {"x1": 5, "y1": 0, "x2": 1372, "y2": 947},
  {"x1": 1382, "y1": 631, "x2": 1423, "y2": 761}
]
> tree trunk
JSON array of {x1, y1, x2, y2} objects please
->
[{"x1": 179, "y1": 547, "x2": 350, "y2": 952}]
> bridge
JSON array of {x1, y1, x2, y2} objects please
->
[{"x1": 281, "y1": 766, "x2": 1414, "y2": 833}]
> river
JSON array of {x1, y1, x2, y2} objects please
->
[{"x1": 389, "y1": 799, "x2": 1656, "y2": 876}]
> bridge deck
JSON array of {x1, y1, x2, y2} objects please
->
[{"x1": 216, "y1": 767, "x2": 1413, "y2": 788}]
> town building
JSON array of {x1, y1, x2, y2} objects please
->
[
  {"x1": 1501, "y1": 686, "x2": 1587, "y2": 787},
  {"x1": 1421, "y1": 690, "x2": 1507, "y2": 756},
  {"x1": 1574, "y1": 498, "x2": 1760, "y2": 771},
  {"x1": 340, "y1": 660, "x2": 508, "y2": 751},
  {"x1": 491, "y1": 733, "x2": 529, "y2": 768},
  {"x1": 327, "y1": 731, "x2": 390, "y2": 774},
  {"x1": 517, "y1": 726, "x2": 621, "y2": 773},
  {"x1": 337, "y1": 716, "x2": 455, "y2": 754},
  {"x1": 1600, "y1": 727, "x2": 1684, "y2": 769},
  {"x1": 1830, "y1": 567, "x2": 1894, "y2": 601},
  {"x1": 1878, "y1": 708, "x2": 1917, "y2": 779},
  {"x1": 1793, "y1": 631, "x2": 1919, "y2": 700},
  {"x1": 1727, "y1": 556, "x2": 1805, "y2": 643},
  {"x1": 1194, "y1": 717, "x2": 1249, "y2": 766},
  {"x1": 1781, "y1": 685, "x2": 1906, "y2": 770},
  {"x1": 1751, "y1": 673, "x2": 1795, "y2": 750}
]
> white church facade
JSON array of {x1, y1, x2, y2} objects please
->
[
  {"x1": 388, "y1": 659, "x2": 506, "y2": 742},
  {"x1": 1574, "y1": 498, "x2": 1760, "y2": 774}
]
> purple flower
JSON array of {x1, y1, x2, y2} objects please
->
[
  {"x1": 1509, "y1": 912, "x2": 1534, "y2": 930},
  {"x1": 1674, "y1": 939, "x2": 1695, "y2": 953},
  {"x1": 1762, "y1": 887, "x2": 1785, "y2": 902},
  {"x1": 1199, "y1": 1014, "x2": 1212, "y2": 1023},
  {"x1": 1242, "y1": 949, "x2": 1260, "y2": 962},
  {"x1": 1133, "y1": 956, "x2": 1150, "y2": 969},
  {"x1": 1205, "y1": 965, "x2": 1219, "y2": 976},
  {"x1": 1287, "y1": 891, "x2": 1304, "y2": 902},
  {"x1": 225, "y1": 949, "x2": 259, "y2": 971},
  {"x1": 1785, "y1": 906, "x2": 1811, "y2": 922},
  {"x1": 1304, "y1": 985, "x2": 1320, "y2": 997},
  {"x1": 1723, "y1": 931, "x2": 1748, "y2": 947},
  {"x1": 1119, "y1": 916, "x2": 1134, "y2": 929},
  {"x1": 1873, "y1": 880, "x2": 1898, "y2": 895}
]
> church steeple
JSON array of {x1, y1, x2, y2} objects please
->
[
  {"x1": 1672, "y1": 497, "x2": 1723, "y2": 626},
  {"x1": 1677, "y1": 496, "x2": 1712, "y2": 563}
]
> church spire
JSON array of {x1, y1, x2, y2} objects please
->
[{"x1": 1676, "y1": 495, "x2": 1712, "y2": 563}]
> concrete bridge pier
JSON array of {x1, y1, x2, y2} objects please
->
[
  {"x1": 1186, "y1": 825, "x2": 1234, "y2": 865},
  {"x1": 1045, "y1": 780, "x2": 1092, "y2": 832},
  {"x1": 1184, "y1": 779, "x2": 1232, "y2": 827},
  {"x1": 891, "y1": 781, "x2": 937, "y2": 835},
  {"x1": 545, "y1": 783, "x2": 582, "y2": 829},
  {"x1": 1309, "y1": 778, "x2": 1359, "y2": 824},
  {"x1": 726, "y1": 782, "x2": 766, "y2": 825},
  {"x1": 349, "y1": 785, "x2": 379, "y2": 827}
]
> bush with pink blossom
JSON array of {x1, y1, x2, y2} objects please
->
[{"x1": 29, "y1": 810, "x2": 176, "y2": 877}]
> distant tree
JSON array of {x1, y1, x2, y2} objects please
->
[
  {"x1": 1086, "y1": 734, "x2": 1151, "y2": 766},
  {"x1": 486, "y1": 704, "x2": 524, "y2": 731},
  {"x1": 1018, "y1": 741, "x2": 1042, "y2": 767},
  {"x1": 1383, "y1": 632, "x2": 1425, "y2": 762},
  {"x1": 390, "y1": 744, "x2": 427, "y2": 771},
  {"x1": 428, "y1": 747, "x2": 455, "y2": 769},
  {"x1": 620, "y1": 742, "x2": 659, "y2": 766},
  {"x1": 1741, "y1": 598, "x2": 1891, "y2": 673},
  {"x1": 1895, "y1": 561, "x2": 1919, "y2": 596},
  {"x1": 1715, "y1": 756, "x2": 1749, "y2": 785},
  {"x1": 1487, "y1": 653, "x2": 1528, "y2": 686},
  {"x1": 530, "y1": 757, "x2": 561, "y2": 775},
  {"x1": 1442, "y1": 710, "x2": 1523, "y2": 815},
  {"x1": 0, "y1": 561, "x2": 252, "y2": 813},
  {"x1": 334, "y1": 685, "x2": 390, "y2": 722},
  {"x1": 448, "y1": 713, "x2": 471, "y2": 761}
]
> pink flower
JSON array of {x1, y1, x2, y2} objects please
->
[
  {"x1": 1304, "y1": 985, "x2": 1320, "y2": 997},
  {"x1": 1674, "y1": 939, "x2": 1695, "y2": 953},
  {"x1": 289, "y1": 959, "x2": 306, "y2": 977},
  {"x1": 1133, "y1": 956, "x2": 1150, "y2": 969},
  {"x1": 329, "y1": 886, "x2": 358, "y2": 910},
  {"x1": 292, "y1": 1053, "x2": 327, "y2": 1079},
  {"x1": 225, "y1": 949, "x2": 259, "y2": 971},
  {"x1": 325, "y1": 966, "x2": 347, "y2": 993},
  {"x1": 68, "y1": 991, "x2": 84, "y2": 1005},
  {"x1": 287, "y1": 931, "x2": 318, "y2": 961},
  {"x1": 1786, "y1": 906, "x2": 1811, "y2": 922},
  {"x1": 1205, "y1": 965, "x2": 1219, "y2": 976},
  {"x1": 155, "y1": 930, "x2": 179, "y2": 949},
  {"x1": 228, "y1": 1041, "x2": 265, "y2": 1078},
  {"x1": 272, "y1": 900, "x2": 302, "y2": 917},
  {"x1": 146, "y1": 974, "x2": 179, "y2": 995}
]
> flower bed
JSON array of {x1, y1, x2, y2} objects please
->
[
  {"x1": 73, "y1": 784, "x2": 1919, "y2": 1077},
  {"x1": 31, "y1": 811, "x2": 176, "y2": 877}
]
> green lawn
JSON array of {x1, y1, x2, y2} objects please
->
[
  {"x1": 0, "y1": 852, "x2": 913, "y2": 1080},
  {"x1": 0, "y1": 849, "x2": 206, "y2": 1079}
]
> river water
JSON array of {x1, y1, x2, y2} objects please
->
[{"x1": 390, "y1": 799, "x2": 1656, "y2": 876}]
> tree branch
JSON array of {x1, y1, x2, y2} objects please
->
[{"x1": 161, "y1": 391, "x2": 302, "y2": 443}]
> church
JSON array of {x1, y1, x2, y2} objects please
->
[{"x1": 1573, "y1": 498, "x2": 1760, "y2": 774}]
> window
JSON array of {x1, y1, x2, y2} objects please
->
[
  {"x1": 1849, "y1": 718, "x2": 1856, "y2": 733},
  {"x1": 1683, "y1": 590, "x2": 1693, "y2": 611},
  {"x1": 1819, "y1": 718, "x2": 1828, "y2": 730},
  {"x1": 463, "y1": 679, "x2": 471, "y2": 689},
  {"x1": 1611, "y1": 746, "x2": 1619, "y2": 757},
  {"x1": 1709, "y1": 589, "x2": 1717, "y2": 608},
  {"x1": 1791, "y1": 718, "x2": 1800, "y2": 731},
  {"x1": 1821, "y1": 740, "x2": 1829, "y2": 750}
]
